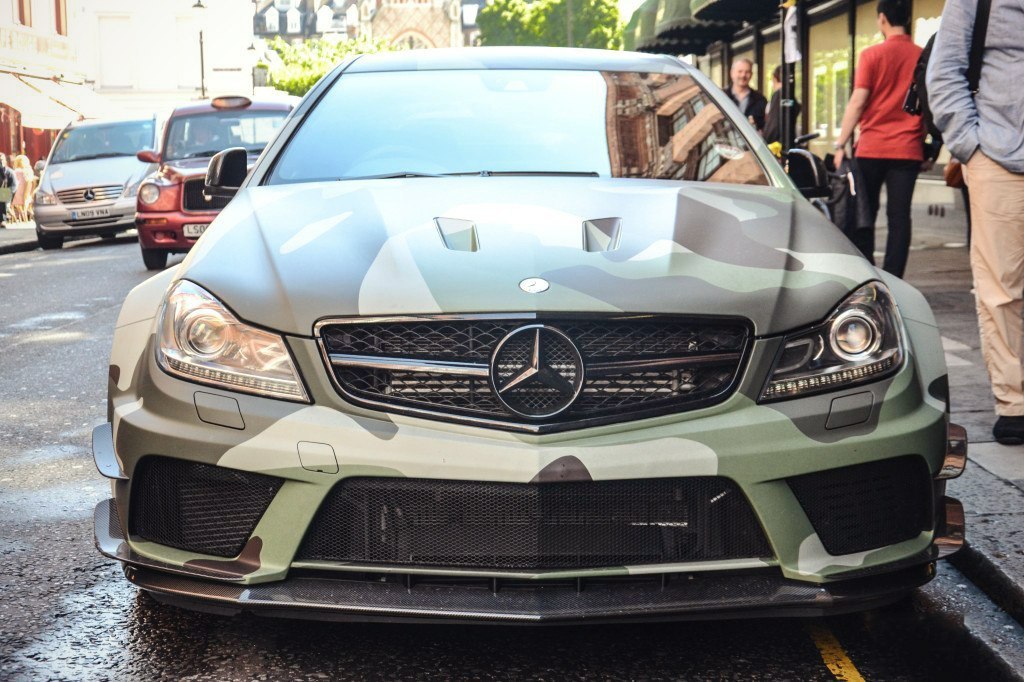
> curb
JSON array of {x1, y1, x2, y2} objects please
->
[
  {"x1": 952, "y1": 542, "x2": 1024, "y2": 627},
  {"x1": 0, "y1": 237, "x2": 38, "y2": 255}
]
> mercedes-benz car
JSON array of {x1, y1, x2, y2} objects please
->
[
  {"x1": 33, "y1": 117, "x2": 158, "y2": 250},
  {"x1": 94, "y1": 48, "x2": 966, "y2": 624},
  {"x1": 134, "y1": 96, "x2": 291, "y2": 270}
]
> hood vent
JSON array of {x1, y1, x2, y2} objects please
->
[
  {"x1": 583, "y1": 217, "x2": 621, "y2": 253},
  {"x1": 434, "y1": 217, "x2": 480, "y2": 252}
]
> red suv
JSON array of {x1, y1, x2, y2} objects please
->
[{"x1": 134, "y1": 96, "x2": 291, "y2": 270}]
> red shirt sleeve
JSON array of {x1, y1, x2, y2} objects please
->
[{"x1": 854, "y1": 46, "x2": 876, "y2": 91}]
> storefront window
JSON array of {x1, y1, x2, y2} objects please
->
[
  {"x1": 808, "y1": 13, "x2": 850, "y2": 157},
  {"x1": 855, "y1": 1, "x2": 882, "y2": 60}
]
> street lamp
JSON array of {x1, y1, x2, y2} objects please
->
[{"x1": 194, "y1": 0, "x2": 207, "y2": 98}]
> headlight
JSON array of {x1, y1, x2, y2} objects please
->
[
  {"x1": 156, "y1": 280, "x2": 309, "y2": 402},
  {"x1": 138, "y1": 183, "x2": 161, "y2": 205},
  {"x1": 760, "y1": 281, "x2": 904, "y2": 402},
  {"x1": 35, "y1": 191, "x2": 57, "y2": 205}
]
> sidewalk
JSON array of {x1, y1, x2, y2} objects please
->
[{"x1": 0, "y1": 220, "x2": 39, "y2": 255}]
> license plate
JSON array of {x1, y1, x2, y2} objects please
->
[
  {"x1": 70, "y1": 207, "x2": 110, "y2": 220},
  {"x1": 183, "y1": 223, "x2": 208, "y2": 238}
]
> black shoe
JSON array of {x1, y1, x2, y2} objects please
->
[{"x1": 993, "y1": 416, "x2": 1024, "y2": 445}]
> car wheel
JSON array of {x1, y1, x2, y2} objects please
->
[
  {"x1": 37, "y1": 232, "x2": 64, "y2": 250},
  {"x1": 141, "y1": 248, "x2": 168, "y2": 270}
]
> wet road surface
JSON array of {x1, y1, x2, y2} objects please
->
[{"x1": 0, "y1": 239, "x2": 983, "y2": 680}]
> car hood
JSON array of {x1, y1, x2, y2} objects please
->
[
  {"x1": 180, "y1": 177, "x2": 878, "y2": 337},
  {"x1": 44, "y1": 156, "x2": 151, "y2": 193}
]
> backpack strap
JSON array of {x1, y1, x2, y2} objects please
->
[{"x1": 968, "y1": 0, "x2": 993, "y2": 93}]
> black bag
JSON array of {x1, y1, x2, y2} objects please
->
[{"x1": 904, "y1": 0, "x2": 991, "y2": 139}]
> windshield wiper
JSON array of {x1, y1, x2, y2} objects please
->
[
  {"x1": 340, "y1": 171, "x2": 447, "y2": 181},
  {"x1": 66, "y1": 152, "x2": 133, "y2": 162},
  {"x1": 450, "y1": 170, "x2": 601, "y2": 177}
]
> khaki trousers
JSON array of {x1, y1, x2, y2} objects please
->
[{"x1": 964, "y1": 152, "x2": 1024, "y2": 416}]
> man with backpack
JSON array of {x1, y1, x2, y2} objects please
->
[
  {"x1": 928, "y1": 0, "x2": 1024, "y2": 445},
  {"x1": 832, "y1": 0, "x2": 925, "y2": 279}
]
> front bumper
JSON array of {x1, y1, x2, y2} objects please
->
[
  {"x1": 35, "y1": 197, "x2": 136, "y2": 235},
  {"x1": 95, "y1": 499, "x2": 953, "y2": 623},
  {"x1": 136, "y1": 209, "x2": 214, "y2": 252}
]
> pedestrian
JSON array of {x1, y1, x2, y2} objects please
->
[
  {"x1": 763, "y1": 65, "x2": 802, "y2": 147},
  {"x1": 725, "y1": 58, "x2": 768, "y2": 134},
  {"x1": 832, "y1": 0, "x2": 927, "y2": 279},
  {"x1": 11, "y1": 154, "x2": 35, "y2": 223},
  {"x1": 0, "y1": 153, "x2": 18, "y2": 229},
  {"x1": 928, "y1": 0, "x2": 1024, "y2": 444}
]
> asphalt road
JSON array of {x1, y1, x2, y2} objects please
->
[{"x1": 0, "y1": 238, "x2": 986, "y2": 681}]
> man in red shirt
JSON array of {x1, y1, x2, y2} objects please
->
[{"x1": 833, "y1": 0, "x2": 927, "y2": 278}]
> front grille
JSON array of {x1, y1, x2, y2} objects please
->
[
  {"x1": 129, "y1": 456, "x2": 283, "y2": 558},
  {"x1": 320, "y1": 316, "x2": 749, "y2": 431},
  {"x1": 182, "y1": 178, "x2": 231, "y2": 212},
  {"x1": 56, "y1": 184, "x2": 123, "y2": 204},
  {"x1": 296, "y1": 477, "x2": 773, "y2": 570},
  {"x1": 788, "y1": 455, "x2": 933, "y2": 556}
]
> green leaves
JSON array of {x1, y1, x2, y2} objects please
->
[
  {"x1": 267, "y1": 36, "x2": 397, "y2": 97},
  {"x1": 478, "y1": 0, "x2": 623, "y2": 50}
]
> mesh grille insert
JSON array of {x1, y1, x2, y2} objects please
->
[
  {"x1": 321, "y1": 317, "x2": 750, "y2": 429},
  {"x1": 129, "y1": 456, "x2": 283, "y2": 558},
  {"x1": 182, "y1": 178, "x2": 231, "y2": 213},
  {"x1": 788, "y1": 455, "x2": 933, "y2": 556},
  {"x1": 296, "y1": 477, "x2": 773, "y2": 570}
]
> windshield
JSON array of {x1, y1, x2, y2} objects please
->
[
  {"x1": 164, "y1": 110, "x2": 287, "y2": 161},
  {"x1": 50, "y1": 120, "x2": 155, "y2": 164},
  {"x1": 269, "y1": 69, "x2": 769, "y2": 186}
]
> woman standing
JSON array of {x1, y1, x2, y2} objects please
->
[
  {"x1": 0, "y1": 154, "x2": 17, "y2": 228},
  {"x1": 11, "y1": 155, "x2": 35, "y2": 222}
]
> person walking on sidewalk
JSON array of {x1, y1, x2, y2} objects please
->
[
  {"x1": 725, "y1": 58, "x2": 768, "y2": 134},
  {"x1": 832, "y1": 0, "x2": 926, "y2": 279},
  {"x1": 0, "y1": 154, "x2": 18, "y2": 229},
  {"x1": 928, "y1": 0, "x2": 1024, "y2": 444},
  {"x1": 764, "y1": 66, "x2": 802, "y2": 147}
]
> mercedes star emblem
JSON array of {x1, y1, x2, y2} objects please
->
[
  {"x1": 83, "y1": 188, "x2": 96, "y2": 201},
  {"x1": 490, "y1": 324, "x2": 584, "y2": 419},
  {"x1": 519, "y1": 277, "x2": 550, "y2": 294}
]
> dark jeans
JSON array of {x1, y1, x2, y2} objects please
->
[{"x1": 851, "y1": 157, "x2": 920, "y2": 278}]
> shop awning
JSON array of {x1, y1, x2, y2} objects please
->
[
  {"x1": 630, "y1": 0, "x2": 661, "y2": 52},
  {"x1": 20, "y1": 76, "x2": 116, "y2": 120},
  {"x1": 690, "y1": 0, "x2": 779, "y2": 24},
  {"x1": 651, "y1": 0, "x2": 738, "y2": 55},
  {"x1": 0, "y1": 73, "x2": 77, "y2": 129}
]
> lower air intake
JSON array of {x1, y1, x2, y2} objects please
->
[
  {"x1": 129, "y1": 456, "x2": 283, "y2": 558},
  {"x1": 296, "y1": 477, "x2": 772, "y2": 570},
  {"x1": 788, "y1": 455, "x2": 933, "y2": 556}
]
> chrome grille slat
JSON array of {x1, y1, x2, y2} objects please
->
[
  {"x1": 319, "y1": 316, "x2": 750, "y2": 433},
  {"x1": 56, "y1": 185, "x2": 123, "y2": 204}
]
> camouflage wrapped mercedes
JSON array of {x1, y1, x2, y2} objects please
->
[{"x1": 94, "y1": 48, "x2": 967, "y2": 623}]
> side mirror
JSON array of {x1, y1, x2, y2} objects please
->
[
  {"x1": 33, "y1": 160, "x2": 45, "y2": 175},
  {"x1": 205, "y1": 147, "x2": 247, "y2": 200},
  {"x1": 137, "y1": 149, "x2": 160, "y2": 164},
  {"x1": 786, "y1": 149, "x2": 830, "y2": 198}
]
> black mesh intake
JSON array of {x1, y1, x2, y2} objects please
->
[
  {"x1": 129, "y1": 456, "x2": 283, "y2": 558},
  {"x1": 182, "y1": 178, "x2": 230, "y2": 212},
  {"x1": 788, "y1": 455, "x2": 933, "y2": 556},
  {"x1": 296, "y1": 477, "x2": 772, "y2": 570}
]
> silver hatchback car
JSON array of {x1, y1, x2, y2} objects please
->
[{"x1": 34, "y1": 117, "x2": 158, "y2": 250}]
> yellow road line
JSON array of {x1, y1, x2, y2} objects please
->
[{"x1": 806, "y1": 622, "x2": 867, "y2": 682}]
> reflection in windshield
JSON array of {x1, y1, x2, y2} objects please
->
[
  {"x1": 165, "y1": 111, "x2": 286, "y2": 161},
  {"x1": 50, "y1": 121, "x2": 155, "y2": 164},
  {"x1": 269, "y1": 70, "x2": 769, "y2": 187}
]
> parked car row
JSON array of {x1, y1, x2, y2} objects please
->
[{"x1": 32, "y1": 95, "x2": 292, "y2": 269}]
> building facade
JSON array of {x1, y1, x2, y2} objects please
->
[
  {"x1": 255, "y1": 0, "x2": 464, "y2": 48},
  {"x1": 76, "y1": 0, "x2": 263, "y2": 117},
  {"x1": 0, "y1": 0, "x2": 83, "y2": 159}
]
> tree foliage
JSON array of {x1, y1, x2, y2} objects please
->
[
  {"x1": 267, "y1": 36, "x2": 397, "y2": 96},
  {"x1": 477, "y1": 0, "x2": 622, "y2": 50}
]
